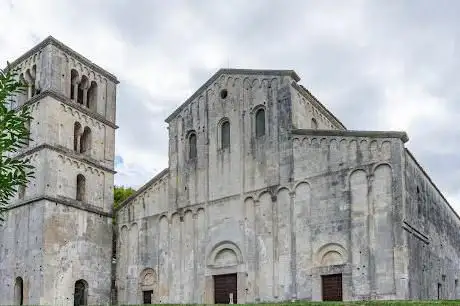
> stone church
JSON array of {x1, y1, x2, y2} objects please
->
[{"x1": 1, "y1": 37, "x2": 460, "y2": 305}]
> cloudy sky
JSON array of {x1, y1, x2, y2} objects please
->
[{"x1": 1, "y1": 0, "x2": 460, "y2": 210}]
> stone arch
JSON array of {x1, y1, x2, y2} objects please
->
[
  {"x1": 255, "y1": 189, "x2": 273, "y2": 203},
  {"x1": 139, "y1": 268, "x2": 157, "y2": 303},
  {"x1": 315, "y1": 243, "x2": 347, "y2": 267},
  {"x1": 346, "y1": 168, "x2": 368, "y2": 187},
  {"x1": 207, "y1": 241, "x2": 243, "y2": 268},
  {"x1": 372, "y1": 162, "x2": 393, "y2": 175},
  {"x1": 74, "y1": 279, "x2": 88, "y2": 306},
  {"x1": 76, "y1": 174, "x2": 86, "y2": 202}
]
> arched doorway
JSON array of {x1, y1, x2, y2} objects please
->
[
  {"x1": 139, "y1": 268, "x2": 156, "y2": 304},
  {"x1": 14, "y1": 277, "x2": 23, "y2": 305},
  {"x1": 74, "y1": 279, "x2": 88, "y2": 306},
  {"x1": 206, "y1": 242, "x2": 245, "y2": 304}
]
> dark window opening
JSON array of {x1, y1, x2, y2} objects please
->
[
  {"x1": 87, "y1": 81, "x2": 98, "y2": 111},
  {"x1": 255, "y1": 109, "x2": 265, "y2": 137},
  {"x1": 221, "y1": 121, "x2": 230, "y2": 149},
  {"x1": 76, "y1": 174, "x2": 86, "y2": 202},
  {"x1": 74, "y1": 122, "x2": 82, "y2": 152},
  {"x1": 438, "y1": 283, "x2": 442, "y2": 300},
  {"x1": 220, "y1": 89, "x2": 228, "y2": 99},
  {"x1": 14, "y1": 277, "x2": 23, "y2": 305},
  {"x1": 189, "y1": 133, "x2": 197, "y2": 159},
  {"x1": 74, "y1": 279, "x2": 88, "y2": 306},
  {"x1": 80, "y1": 127, "x2": 92, "y2": 155},
  {"x1": 311, "y1": 118, "x2": 318, "y2": 129}
]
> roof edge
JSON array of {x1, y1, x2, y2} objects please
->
[
  {"x1": 292, "y1": 82, "x2": 347, "y2": 130},
  {"x1": 164, "y1": 68, "x2": 300, "y2": 123},
  {"x1": 115, "y1": 168, "x2": 169, "y2": 212},
  {"x1": 292, "y1": 128, "x2": 409, "y2": 142},
  {"x1": 8, "y1": 36, "x2": 119, "y2": 84},
  {"x1": 405, "y1": 148, "x2": 460, "y2": 224}
]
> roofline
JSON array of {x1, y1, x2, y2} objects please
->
[
  {"x1": 164, "y1": 68, "x2": 300, "y2": 123},
  {"x1": 292, "y1": 82, "x2": 347, "y2": 130},
  {"x1": 404, "y1": 149, "x2": 460, "y2": 224},
  {"x1": 8, "y1": 36, "x2": 119, "y2": 84},
  {"x1": 115, "y1": 168, "x2": 169, "y2": 212},
  {"x1": 292, "y1": 128, "x2": 409, "y2": 142}
]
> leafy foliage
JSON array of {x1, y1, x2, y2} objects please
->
[
  {"x1": 0, "y1": 63, "x2": 34, "y2": 222},
  {"x1": 114, "y1": 185, "x2": 136, "y2": 210}
]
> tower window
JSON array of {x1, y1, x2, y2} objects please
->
[
  {"x1": 18, "y1": 185, "x2": 25, "y2": 200},
  {"x1": 221, "y1": 120, "x2": 230, "y2": 149},
  {"x1": 70, "y1": 69, "x2": 79, "y2": 100},
  {"x1": 80, "y1": 127, "x2": 92, "y2": 155},
  {"x1": 76, "y1": 174, "x2": 86, "y2": 202},
  {"x1": 311, "y1": 118, "x2": 318, "y2": 129},
  {"x1": 189, "y1": 132, "x2": 197, "y2": 159},
  {"x1": 74, "y1": 122, "x2": 82, "y2": 152},
  {"x1": 255, "y1": 109, "x2": 265, "y2": 137},
  {"x1": 74, "y1": 279, "x2": 88, "y2": 306},
  {"x1": 14, "y1": 277, "x2": 23, "y2": 305},
  {"x1": 87, "y1": 81, "x2": 98, "y2": 111}
]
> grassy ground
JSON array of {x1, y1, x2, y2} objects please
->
[{"x1": 144, "y1": 302, "x2": 460, "y2": 306}]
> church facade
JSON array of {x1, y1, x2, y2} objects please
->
[{"x1": 1, "y1": 37, "x2": 460, "y2": 305}]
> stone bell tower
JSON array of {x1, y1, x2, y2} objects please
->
[{"x1": 0, "y1": 36, "x2": 118, "y2": 305}]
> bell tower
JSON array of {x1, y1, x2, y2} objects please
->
[{"x1": 0, "y1": 36, "x2": 118, "y2": 305}]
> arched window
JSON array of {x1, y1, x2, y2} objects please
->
[
  {"x1": 14, "y1": 277, "x2": 23, "y2": 305},
  {"x1": 70, "y1": 69, "x2": 79, "y2": 100},
  {"x1": 74, "y1": 122, "x2": 82, "y2": 152},
  {"x1": 80, "y1": 127, "x2": 92, "y2": 155},
  {"x1": 18, "y1": 185, "x2": 25, "y2": 200},
  {"x1": 74, "y1": 279, "x2": 88, "y2": 306},
  {"x1": 189, "y1": 132, "x2": 197, "y2": 159},
  {"x1": 87, "y1": 81, "x2": 98, "y2": 111},
  {"x1": 78, "y1": 76, "x2": 88, "y2": 105},
  {"x1": 255, "y1": 109, "x2": 265, "y2": 137},
  {"x1": 76, "y1": 174, "x2": 86, "y2": 202},
  {"x1": 221, "y1": 120, "x2": 230, "y2": 149},
  {"x1": 311, "y1": 118, "x2": 318, "y2": 129}
]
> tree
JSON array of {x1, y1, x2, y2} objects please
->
[
  {"x1": 0, "y1": 64, "x2": 34, "y2": 222},
  {"x1": 114, "y1": 185, "x2": 136, "y2": 210}
]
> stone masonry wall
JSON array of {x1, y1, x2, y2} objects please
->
[{"x1": 404, "y1": 151, "x2": 460, "y2": 299}]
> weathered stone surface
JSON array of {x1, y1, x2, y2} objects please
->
[
  {"x1": 0, "y1": 37, "x2": 117, "y2": 305},
  {"x1": 2, "y1": 37, "x2": 460, "y2": 305}
]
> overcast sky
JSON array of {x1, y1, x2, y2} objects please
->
[{"x1": 2, "y1": 0, "x2": 460, "y2": 211}]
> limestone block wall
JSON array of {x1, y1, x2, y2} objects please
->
[
  {"x1": 0, "y1": 203, "x2": 45, "y2": 305},
  {"x1": 290, "y1": 85, "x2": 344, "y2": 131},
  {"x1": 116, "y1": 170, "x2": 169, "y2": 224},
  {"x1": 40, "y1": 200, "x2": 112, "y2": 305},
  {"x1": 42, "y1": 44, "x2": 117, "y2": 122},
  {"x1": 45, "y1": 149, "x2": 111, "y2": 211},
  {"x1": 404, "y1": 151, "x2": 460, "y2": 300},
  {"x1": 167, "y1": 72, "x2": 297, "y2": 211},
  {"x1": 292, "y1": 131, "x2": 407, "y2": 300}
]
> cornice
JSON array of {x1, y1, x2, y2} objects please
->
[
  {"x1": 15, "y1": 143, "x2": 116, "y2": 174},
  {"x1": 8, "y1": 36, "x2": 119, "y2": 84},
  {"x1": 7, "y1": 195, "x2": 112, "y2": 217},
  {"x1": 17, "y1": 89, "x2": 118, "y2": 129},
  {"x1": 165, "y1": 68, "x2": 300, "y2": 123},
  {"x1": 291, "y1": 128, "x2": 409, "y2": 143}
]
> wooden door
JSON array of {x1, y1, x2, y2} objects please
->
[
  {"x1": 322, "y1": 274, "x2": 343, "y2": 301},
  {"x1": 214, "y1": 273, "x2": 237, "y2": 304},
  {"x1": 143, "y1": 290, "x2": 153, "y2": 304}
]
